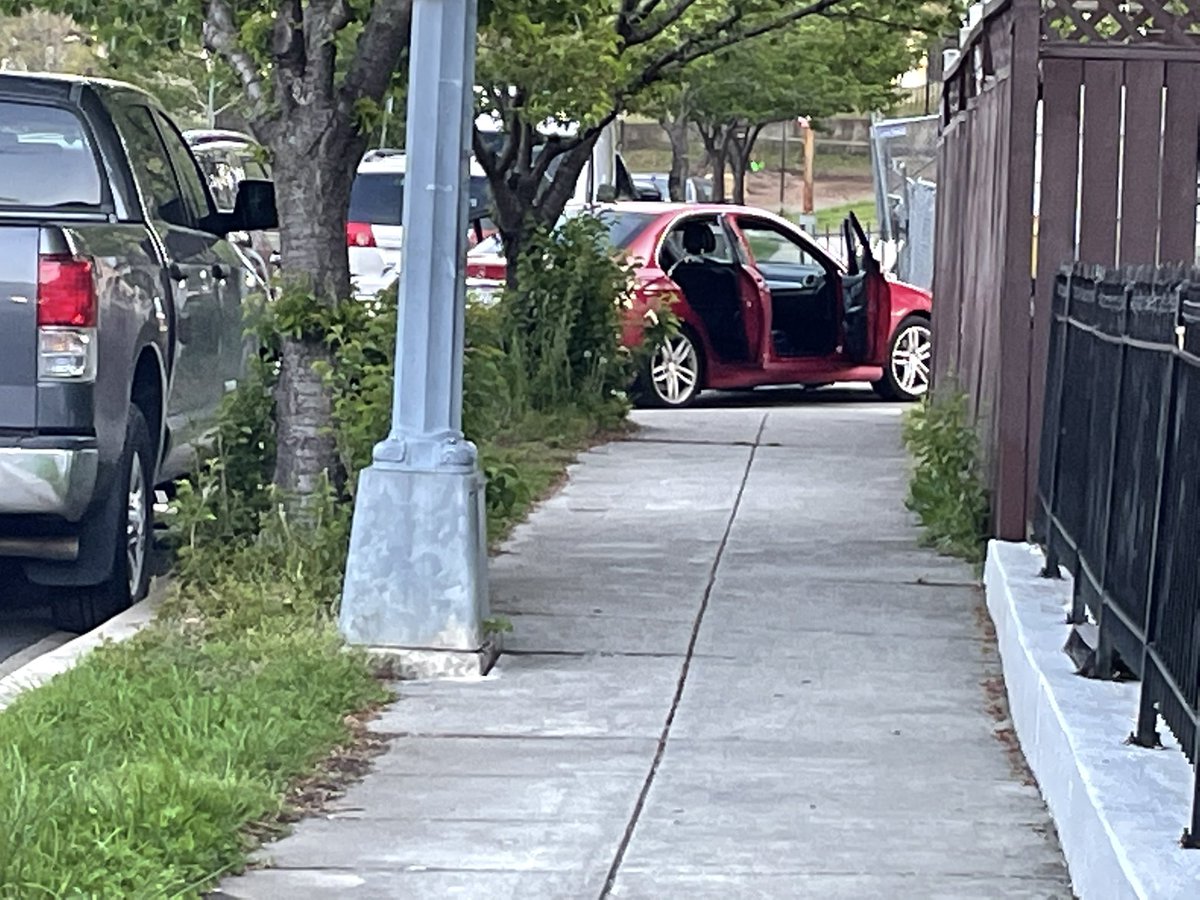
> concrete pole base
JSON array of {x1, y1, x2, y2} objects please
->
[
  {"x1": 340, "y1": 464, "x2": 490, "y2": 668},
  {"x1": 364, "y1": 637, "x2": 503, "y2": 681}
]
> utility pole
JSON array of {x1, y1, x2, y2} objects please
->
[
  {"x1": 801, "y1": 117, "x2": 816, "y2": 215},
  {"x1": 779, "y1": 122, "x2": 788, "y2": 211},
  {"x1": 340, "y1": 0, "x2": 494, "y2": 678}
]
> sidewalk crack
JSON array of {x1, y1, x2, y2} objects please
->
[{"x1": 599, "y1": 412, "x2": 767, "y2": 897}]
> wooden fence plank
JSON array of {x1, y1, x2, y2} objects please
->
[
  {"x1": 1160, "y1": 61, "x2": 1200, "y2": 264},
  {"x1": 995, "y1": 0, "x2": 1041, "y2": 540},
  {"x1": 1120, "y1": 59, "x2": 1167, "y2": 265},
  {"x1": 1028, "y1": 58, "x2": 1084, "y2": 518},
  {"x1": 1079, "y1": 59, "x2": 1124, "y2": 266}
]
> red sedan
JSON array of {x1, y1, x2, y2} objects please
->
[{"x1": 465, "y1": 202, "x2": 932, "y2": 407}]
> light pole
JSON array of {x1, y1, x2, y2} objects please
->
[{"x1": 339, "y1": 0, "x2": 494, "y2": 678}]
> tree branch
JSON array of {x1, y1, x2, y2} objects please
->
[
  {"x1": 203, "y1": 0, "x2": 268, "y2": 114},
  {"x1": 304, "y1": 0, "x2": 355, "y2": 95},
  {"x1": 627, "y1": 0, "x2": 847, "y2": 96},
  {"x1": 623, "y1": 0, "x2": 702, "y2": 47},
  {"x1": 825, "y1": 10, "x2": 943, "y2": 36},
  {"x1": 340, "y1": 0, "x2": 413, "y2": 107}
]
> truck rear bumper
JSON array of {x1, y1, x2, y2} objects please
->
[{"x1": 0, "y1": 445, "x2": 98, "y2": 521}]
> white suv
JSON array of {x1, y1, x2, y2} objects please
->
[{"x1": 348, "y1": 149, "x2": 490, "y2": 298}]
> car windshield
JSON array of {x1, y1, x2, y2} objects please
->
[
  {"x1": 349, "y1": 171, "x2": 491, "y2": 225},
  {"x1": 0, "y1": 101, "x2": 103, "y2": 208}
]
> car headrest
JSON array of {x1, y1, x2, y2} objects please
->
[{"x1": 681, "y1": 220, "x2": 716, "y2": 255}]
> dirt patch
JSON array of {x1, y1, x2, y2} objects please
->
[
  {"x1": 742, "y1": 171, "x2": 874, "y2": 213},
  {"x1": 972, "y1": 595, "x2": 1038, "y2": 787}
]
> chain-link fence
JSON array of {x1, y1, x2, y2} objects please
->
[{"x1": 870, "y1": 114, "x2": 938, "y2": 290}]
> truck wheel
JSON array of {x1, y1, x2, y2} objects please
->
[{"x1": 51, "y1": 408, "x2": 154, "y2": 633}]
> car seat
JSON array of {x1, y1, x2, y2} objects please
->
[{"x1": 669, "y1": 221, "x2": 748, "y2": 362}]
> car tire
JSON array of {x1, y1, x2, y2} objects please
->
[
  {"x1": 873, "y1": 316, "x2": 932, "y2": 402},
  {"x1": 51, "y1": 408, "x2": 154, "y2": 633},
  {"x1": 637, "y1": 328, "x2": 704, "y2": 408}
]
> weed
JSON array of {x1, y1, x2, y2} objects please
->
[
  {"x1": 901, "y1": 389, "x2": 990, "y2": 564},
  {"x1": 0, "y1": 215, "x2": 643, "y2": 895}
]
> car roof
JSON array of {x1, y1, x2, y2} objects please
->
[
  {"x1": 0, "y1": 70, "x2": 154, "y2": 102},
  {"x1": 356, "y1": 153, "x2": 488, "y2": 178}
]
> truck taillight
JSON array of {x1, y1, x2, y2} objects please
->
[
  {"x1": 347, "y1": 221, "x2": 376, "y2": 247},
  {"x1": 37, "y1": 254, "x2": 97, "y2": 381},
  {"x1": 37, "y1": 255, "x2": 96, "y2": 327}
]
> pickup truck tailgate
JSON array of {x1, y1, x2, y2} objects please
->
[{"x1": 0, "y1": 226, "x2": 38, "y2": 429}]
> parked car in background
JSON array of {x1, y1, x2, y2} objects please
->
[
  {"x1": 348, "y1": 149, "x2": 492, "y2": 298},
  {"x1": 632, "y1": 172, "x2": 714, "y2": 204},
  {"x1": 0, "y1": 73, "x2": 276, "y2": 630},
  {"x1": 466, "y1": 203, "x2": 932, "y2": 406},
  {"x1": 184, "y1": 129, "x2": 278, "y2": 288}
]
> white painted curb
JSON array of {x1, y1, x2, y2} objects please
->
[
  {"x1": 0, "y1": 580, "x2": 165, "y2": 712},
  {"x1": 985, "y1": 541, "x2": 1200, "y2": 900}
]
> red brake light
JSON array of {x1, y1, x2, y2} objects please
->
[
  {"x1": 347, "y1": 221, "x2": 376, "y2": 248},
  {"x1": 37, "y1": 255, "x2": 96, "y2": 327}
]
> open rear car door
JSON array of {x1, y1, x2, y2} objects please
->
[{"x1": 840, "y1": 212, "x2": 892, "y2": 364}]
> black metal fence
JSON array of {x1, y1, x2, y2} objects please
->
[{"x1": 1034, "y1": 263, "x2": 1200, "y2": 845}]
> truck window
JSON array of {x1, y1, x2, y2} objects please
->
[
  {"x1": 115, "y1": 106, "x2": 192, "y2": 228},
  {"x1": 152, "y1": 111, "x2": 214, "y2": 224},
  {"x1": 0, "y1": 101, "x2": 103, "y2": 209}
]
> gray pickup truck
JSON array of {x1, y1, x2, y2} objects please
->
[{"x1": 0, "y1": 73, "x2": 276, "y2": 631}]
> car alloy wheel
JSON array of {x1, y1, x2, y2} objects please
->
[
  {"x1": 889, "y1": 321, "x2": 932, "y2": 399},
  {"x1": 651, "y1": 333, "x2": 701, "y2": 406},
  {"x1": 125, "y1": 447, "x2": 148, "y2": 599}
]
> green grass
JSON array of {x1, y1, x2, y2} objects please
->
[
  {"x1": 812, "y1": 198, "x2": 879, "y2": 231},
  {"x1": 0, "y1": 413, "x2": 603, "y2": 897},
  {"x1": 0, "y1": 622, "x2": 386, "y2": 898}
]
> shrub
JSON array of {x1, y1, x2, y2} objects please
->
[
  {"x1": 901, "y1": 389, "x2": 991, "y2": 564},
  {"x1": 502, "y1": 215, "x2": 636, "y2": 417}
]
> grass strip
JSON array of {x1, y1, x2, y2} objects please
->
[
  {"x1": 0, "y1": 423, "x2": 605, "y2": 897},
  {"x1": 0, "y1": 623, "x2": 386, "y2": 898}
]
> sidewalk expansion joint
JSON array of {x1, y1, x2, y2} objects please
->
[
  {"x1": 501, "y1": 649, "x2": 738, "y2": 661},
  {"x1": 598, "y1": 413, "x2": 766, "y2": 898}
]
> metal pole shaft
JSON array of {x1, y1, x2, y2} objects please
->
[
  {"x1": 340, "y1": 0, "x2": 490, "y2": 666},
  {"x1": 374, "y1": 0, "x2": 478, "y2": 471}
]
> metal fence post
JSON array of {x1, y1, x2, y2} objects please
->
[
  {"x1": 1038, "y1": 267, "x2": 1073, "y2": 581},
  {"x1": 1131, "y1": 269, "x2": 1183, "y2": 747},
  {"x1": 1094, "y1": 271, "x2": 1131, "y2": 679}
]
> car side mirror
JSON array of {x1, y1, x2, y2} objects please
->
[{"x1": 229, "y1": 179, "x2": 278, "y2": 233}]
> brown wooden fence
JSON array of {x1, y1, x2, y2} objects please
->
[{"x1": 932, "y1": 0, "x2": 1200, "y2": 539}]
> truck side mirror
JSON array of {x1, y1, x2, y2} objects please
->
[{"x1": 230, "y1": 179, "x2": 278, "y2": 233}]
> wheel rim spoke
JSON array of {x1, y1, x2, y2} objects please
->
[
  {"x1": 126, "y1": 454, "x2": 146, "y2": 593},
  {"x1": 652, "y1": 334, "x2": 698, "y2": 404},
  {"x1": 891, "y1": 325, "x2": 931, "y2": 397}
]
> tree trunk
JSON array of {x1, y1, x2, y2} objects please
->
[
  {"x1": 268, "y1": 124, "x2": 363, "y2": 497},
  {"x1": 480, "y1": 128, "x2": 601, "y2": 296},
  {"x1": 728, "y1": 124, "x2": 764, "y2": 206},
  {"x1": 710, "y1": 144, "x2": 728, "y2": 202},
  {"x1": 729, "y1": 151, "x2": 747, "y2": 205},
  {"x1": 662, "y1": 117, "x2": 690, "y2": 201}
]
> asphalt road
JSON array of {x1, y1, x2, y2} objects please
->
[{"x1": 0, "y1": 565, "x2": 67, "y2": 677}]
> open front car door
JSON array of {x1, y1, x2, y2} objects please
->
[{"x1": 840, "y1": 212, "x2": 892, "y2": 365}]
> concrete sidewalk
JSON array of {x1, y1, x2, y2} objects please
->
[{"x1": 218, "y1": 392, "x2": 1072, "y2": 899}]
